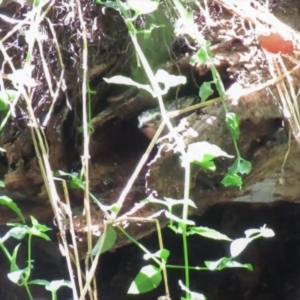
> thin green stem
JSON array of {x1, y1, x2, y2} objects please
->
[
  {"x1": 182, "y1": 161, "x2": 191, "y2": 299},
  {"x1": 0, "y1": 242, "x2": 12, "y2": 261},
  {"x1": 23, "y1": 283, "x2": 34, "y2": 300},
  {"x1": 167, "y1": 265, "x2": 208, "y2": 271},
  {"x1": 117, "y1": 225, "x2": 162, "y2": 267}
]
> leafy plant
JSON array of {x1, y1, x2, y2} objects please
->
[
  {"x1": 0, "y1": 196, "x2": 71, "y2": 300},
  {"x1": 93, "y1": 1, "x2": 270, "y2": 300}
]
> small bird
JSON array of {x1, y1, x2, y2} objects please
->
[{"x1": 138, "y1": 96, "x2": 198, "y2": 139}]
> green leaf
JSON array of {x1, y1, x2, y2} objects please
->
[
  {"x1": 164, "y1": 197, "x2": 197, "y2": 209},
  {"x1": 29, "y1": 279, "x2": 49, "y2": 286},
  {"x1": 172, "y1": 0, "x2": 196, "y2": 37},
  {"x1": 128, "y1": 265, "x2": 162, "y2": 294},
  {"x1": 221, "y1": 260, "x2": 253, "y2": 270},
  {"x1": 225, "y1": 113, "x2": 240, "y2": 140},
  {"x1": 188, "y1": 227, "x2": 232, "y2": 241},
  {"x1": 127, "y1": 0, "x2": 159, "y2": 15},
  {"x1": 245, "y1": 226, "x2": 275, "y2": 239},
  {"x1": 6, "y1": 226, "x2": 28, "y2": 240},
  {"x1": 95, "y1": 0, "x2": 119, "y2": 10},
  {"x1": 91, "y1": 226, "x2": 117, "y2": 255},
  {"x1": 204, "y1": 257, "x2": 231, "y2": 270},
  {"x1": 0, "y1": 196, "x2": 25, "y2": 223},
  {"x1": 154, "y1": 69, "x2": 186, "y2": 95},
  {"x1": 190, "y1": 45, "x2": 211, "y2": 66},
  {"x1": 10, "y1": 244, "x2": 21, "y2": 272},
  {"x1": 77, "y1": 123, "x2": 94, "y2": 134},
  {"x1": 0, "y1": 90, "x2": 18, "y2": 111},
  {"x1": 33, "y1": 0, "x2": 50, "y2": 6},
  {"x1": 45, "y1": 280, "x2": 72, "y2": 292},
  {"x1": 164, "y1": 211, "x2": 195, "y2": 226},
  {"x1": 244, "y1": 228, "x2": 261, "y2": 238},
  {"x1": 55, "y1": 171, "x2": 84, "y2": 189},
  {"x1": 33, "y1": 231, "x2": 51, "y2": 241},
  {"x1": 199, "y1": 82, "x2": 214, "y2": 102},
  {"x1": 228, "y1": 158, "x2": 252, "y2": 175},
  {"x1": 259, "y1": 226, "x2": 275, "y2": 238},
  {"x1": 205, "y1": 258, "x2": 253, "y2": 271},
  {"x1": 7, "y1": 269, "x2": 26, "y2": 284},
  {"x1": 144, "y1": 196, "x2": 197, "y2": 211},
  {"x1": 144, "y1": 249, "x2": 170, "y2": 262},
  {"x1": 168, "y1": 224, "x2": 182, "y2": 234},
  {"x1": 230, "y1": 238, "x2": 251, "y2": 257},
  {"x1": 0, "y1": 180, "x2": 4, "y2": 187},
  {"x1": 8, "y1": 67, "x2": 40, "y2": 88},
  {"x1": 185, "y1": 142, "x2": 233, "y2": 169},
  {"x1": 70, "y1": 177, "x2": 84, "y2": 189},
  {"x1": 104, "y1": 76, "x2": 154, "y2": 96},
  {"x1": 139, "y1": 24, "x2": 163, "y2": 39},
  {"x1": 110, "y1": 203, "x2": 122, "y2": 215},
  {"x1": 221, "y1": 173, "x2": 242, "y2": 188},
  {"x1": 158, "y1": 249, "x2": 170, "y2": 261},
  {"x1": 29, "y1": 216, "x2": 51, "y2": 236},
  {"x1": 179, "y1": 280, "x2": 207, "y2": 300}
]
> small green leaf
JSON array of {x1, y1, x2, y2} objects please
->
[
  {"x1": 144, "y1": 249, "x2": 170, "y2": 261},
  {"x1": 9, "y1": 67, "x2": 40, "y2": 88},
  {"x1": 7, "y1": 269, "x2": 26, "y2": 284},
  {"x1": 228, "y1": 158, "x2": 252, "y2": 175},
  {"x1": 225, "y1": 113, "x2": 240, "y2": 140},
  {"x1": 128, "y1": 265, "x2": 162, "y2": 294},
  {"x1": 199, "y1": 82, "x2": 214, "y2": 102},
  {"x1": 188, "y1": 227, "x2": 232, "y2": 241},
  {"x1": 104, "y1": 76, "x2": 154, "y2": 96},
  {"x1": 45, "y1": 280, "x2": 72, "y2": 292},
  {"x1": 205, "y1": 258, "x2": 252, "y2": 271},
  {"x1": 95, "y1": 0, "x2": 119, "y2": 10},
  {"x1": 221, "y1": 173, "x2": 242, "y2": 188},
  {"x1": 91, "y1": 226, "x2": 117, "y2": 255},
  {"x1": 245, "y1": 226, "x2": 275, "y2": 239},
  {"x1": 30, "y1": 216, "x2": 51, "y2": 233},
  {"x1": 259, "y1": 226, "x2": 275, "y2": 238},
  {"x1": 70, "y1": 177, "x2": 84, "y2": 189},
  {"x1": 0, "y1": 196, "x2": 25, "y2": 223},
  {"x1": 185, "y1": 142, "x2": 233, "y2": 168},
  {"x1": 164, "y1": 211, "x2": 195, "y2": 226},
  {"x1": 244, "y1": 228, "x2": 261, "y2": 237},
  {"x1": 204, "y1": 257, "x2": 231, "y2": 270},
  {"x1": 239, "y1": 159, "x2": 252, "y2": 174},
  {"x1": 127, "y1": 0, "x2": 159, "y2": 15},
  {"x1": 154, "y1": 69, "x2": 186, "y2": 95},
  {"x1": 168, "y1": 224, "x2": 182, "y2": 234},
  {"x1": 76, "y1": 124, "x2": 94, "y2": 134},
  {"x1": 10, "y1": 244, "x2": 21, "y2": 272},
  {"x1": 6, "y1": 226, "x2": 28, "y2": 240},
  {"x1": 190, "y1": 45, "x2": 211, "y2": 66},
  {"x1": 139, "y1": 24, "x2": 162, "y2": 39},
  {"x1": 179, "y1": 280, "x2": 207, "y2": 300},
  {"x1": 172, "y1": 0, "x2": 196, "y2": 36},
  {"x1": 221, "y1": 260, "x2": 253, "y2": 270},
  {"x1": 230, "y1": 238, "x2": 251, "y2": 257},
  {"x1": 55, "y1": 171, "x2": 84, "y2": 189},
  {"x1": 164, "y1": 197, "x2": 197, "y2": 209},
  {"x1": 110, "y1": 203, "x2": 122, "y2": 215},
  {"x1": 0, "y1": 90, "x2": 18, "y2": 110},
  {"x1": 33, "y1": 0, "x2": 50, "y2": 6},
  {"x1": 29, "y1": 279, "x2": 49, "y2": 286}
]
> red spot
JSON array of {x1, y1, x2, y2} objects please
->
[{"x1": 258, "y1": 32, "x2": 294, "y2": 54}]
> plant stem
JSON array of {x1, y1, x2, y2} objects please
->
[{"x1": 182, "y1": 160, "x2": 191, "y2": 299}]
